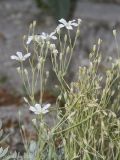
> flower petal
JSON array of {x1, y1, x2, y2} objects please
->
[
  {"x1": 71, "y1": 23, "x2": 78, "y2": 27},
  {"x1": 16, "y1": 52, "x2": 23, "y2": 59},
  {"x1": 70, "y1": 20, "x2": 76, "y2": 23},
  {"x1": 50, "y1": 31, "x2": 56, "y2": 36},
  {"x1": 34, "y1": 110, "x2": 41, "y2": 114},
  {"x1": 11, "y1": 55, "x2": 19, "y2": 60},
  {"x1": 66, "y1": 25, "x2": 73, "y2": 30},
  {"x1": 43, "y1": 103, "x2": 51, "y2": 110},
  {"x1": 59, "y1": 18, "x2": 67, "y2": 25},
  {"x1": 51, "y1": 36, "x2": 57, "y2": 40},
  {"x1": 56, "y1": 25, "x2": 64, "y2": 33},
  {"x1": 29, "y1": 106, "x2": 37, "y2": 112},
  {"x1": 24, "y1": 53, "x2": 31, "y2": 60},
  {"x1": 42, "y1": 32, "x2": 46, "y2": 36},
  {"x1": 35, "y1": 104, "x2": 41, "y2": 110}
]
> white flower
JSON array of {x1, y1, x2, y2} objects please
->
[
  {"x1": 29, "y1": 103, "x2": 51, "y2": 115},
  {"x1": 26, "y1": 35, "x2": 41, "y2": 44},
  {"x1": 11, "y1": 52, "x2": 31, "y2": 61},
  {"x1": 27, "y1": 32, "x2": 57, "y2": 44},
  {"x1": 40, "y1": 32, "x2": 57, "y2": 40},
  {"x1": 58, "y1": 18, "x2": 78, "y2": 30}
]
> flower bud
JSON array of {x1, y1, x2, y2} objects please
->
[
  {"x1": 23, "y1": 97, "x2": 29, "y2": 103},
  {"x1": 113, "y1": 29, "x2": 116, "y2": 37},
  {"x1": 78, "y1": 18, "x2": 82, "y2": 25},
  {"x1": 108, "y1": 56, "x2": 112, "y2": 61},
  {"x1": 98, "y1": 38, "x2": 102, "y2": 45},
  {"x1": 50, "y1": 44, "x2": 56, "y2": 50},
  {"x1": 59, "y1": 52, "x2": 63, "y2": 60},
  {"x1": 66, "y1": 46, "x2": 70, "y2": 54},
  {"x1": 64, "y1": 34, "x2": 67, "y2": 42},
  {"x1": 17, "y1": 67, "x2": 21, "y2": 73},
  {"x1": 53, "y1": 49, "x2": 58, "y2": 56},
  {"x1": 33, "y1": 21, "x2": 36, "y2": 27},
  {"x1": 93, "y1": 44, "x2": 96, "y2": 52},
  {"x1": 76, "y1": 29, "x2": 80, "y2": 36},
  {"x1": 39, "y1": 57, "x2": 44, "y2": 63},
  {"x1": 24, "y1": 69, "x2": 28, "y2": 75},
  {"x1": 37, "y1": 62, "x2": 41, "y2": 69},
  {"x1": 32, "y1": 119, "x2": 37, "y2": 126},
  {"x1": 46, "y1": 71, "x2": 49, "y2": 78},
  {"x1": 21, "y1": 125, "x2": 25, "y2": 131},
  {"x1": 29, "y1": 23, "x2": 32, "y2": 29}
]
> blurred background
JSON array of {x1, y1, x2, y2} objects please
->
[{"x1": 0, "y1": 0, "x2": 120, "y2": 152}]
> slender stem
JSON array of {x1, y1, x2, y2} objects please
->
[{"x1": 54, "y1": 111, "x2": 98, "y2": 135}]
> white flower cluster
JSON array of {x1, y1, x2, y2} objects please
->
[
  {"x1": 11, "y1": 18, "x2": 81, "y2": 62},
  {"x1": 10, "y1": 18, "x2": 81, "y2": 115},
  {"x1": 26, "y1": 32, "x2": 57, "y2": 45},
  {"x1": 26, "y1": 18, "x2": 81, "y2": 45}
]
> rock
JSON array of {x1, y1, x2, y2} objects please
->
[
  {"x1": 69, "y1": 2, "x2": 120, "y2": 80},
  {"x1": 0, "y1": 0, "x2": 56, "y2": 93},
  {"x1": 74, "y1": 2, "x2": 120, "y2": 23}
]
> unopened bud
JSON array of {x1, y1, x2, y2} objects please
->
[
  {"x1": 76, "y1": 29, "x2": 80, "y2": 36},
  {"x1": 32, "y1": 119, "x2": 37, "y2": 126},
  {"x1": 46, "y1": 71, "x2": 49, "y2": 78},
  {"x1": 93, "y1": 44, "x2": 96, "y2": 52},
  {"x1": 53, "y1": 49, "x2": 58, "y2": 56},
  {"x1": 50, "y1": 44, "x2": 56, "y2": 50},
  {"x1": 23, "y1": 35, "x2": 26, "y2": 40},
  {"x1": 113, "y1": 29, "x2": 116, "y2": 37},
  {"x1": 37, "y1": 62, "x2": 41, "y2": 69},
  {"x1": 59, "y1": 52, "x2": 63, "y2": 60},
  {"x1": 39, "y1": 57, "x2": 44, "y2": 63},
  {"x1": 108, "y1": 56, "x2": 112, "y2": 61},
  {"x1": 64, "y1": 34, "x2": 67, "y2": 42},
  {"x1": 23, "y1": 97, "x2": 29, "y2": 103},
  {"x1": 29, "y1": 23, "x2": 32, "y2": 29},
  {"x1": 21, "y1": 125, "x2": 25, "y2": 131},
  {"x1": 33, "y1": 21, "x2": 36, "y2": 27},
  {"x1": 66, "y1": 46, "x2": 70, "y2": 53},
  {"x1": 98, "y1": 38, "x2": 102, "y2": 45},
  {"x1": 78, "y1": 18, "x2": 82, "y2": 25}
]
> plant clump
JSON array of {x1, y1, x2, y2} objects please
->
[{"x1": 1, "y1": 18, "x2": 120, "y2": 160}]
